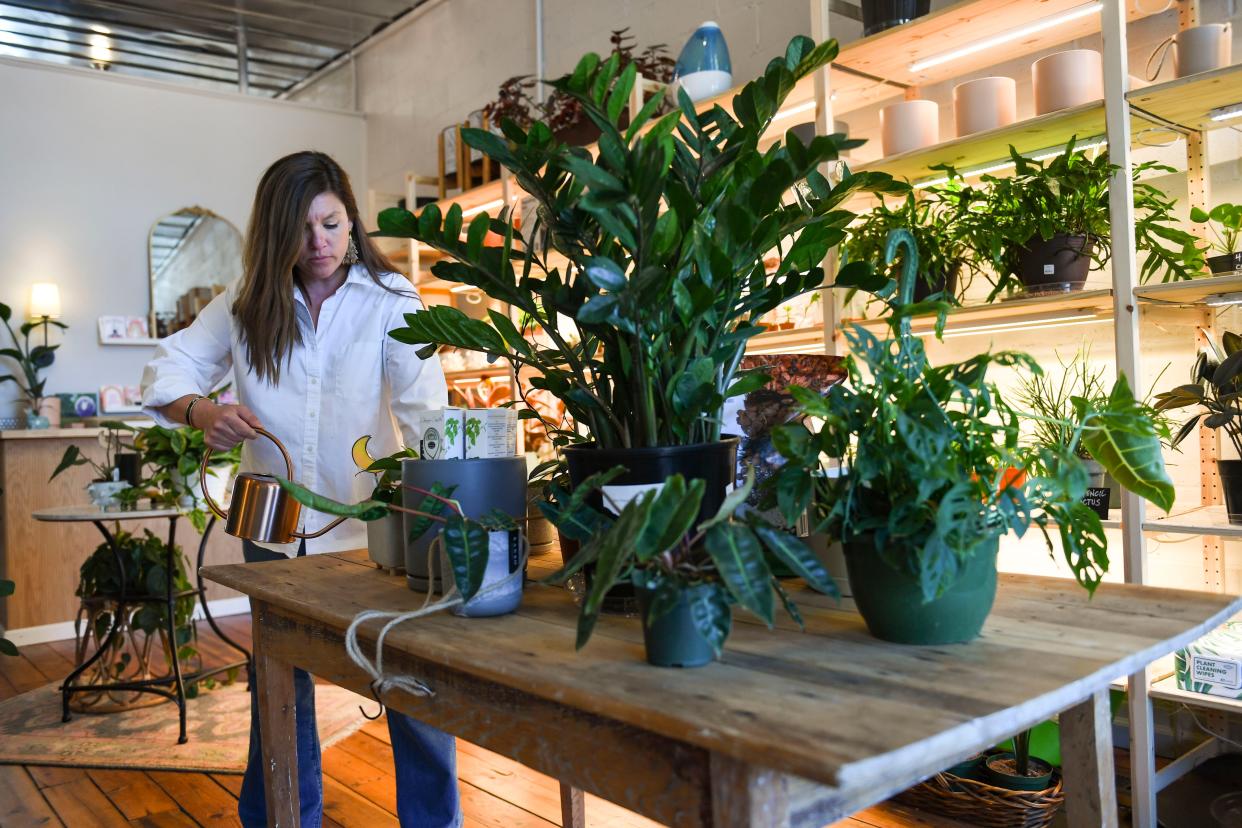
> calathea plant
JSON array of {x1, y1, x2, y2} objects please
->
[
  {"x1": 378, "y1": 35, "x2": 903, "y2": 450},
  {"x1": 0, "y1": 301, "x2": 67, "y2": 414},
  {"x1": 769, "y1": 232, "x2": 1174, "y2": 643}
]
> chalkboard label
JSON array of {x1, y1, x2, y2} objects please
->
[{"x1": 1081, "y1": 488, "x2": 1111, "y2": 519}]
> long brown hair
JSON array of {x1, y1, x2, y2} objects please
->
[{"x1": 234, "y1": 151, "x2": 398, "y2": 383}]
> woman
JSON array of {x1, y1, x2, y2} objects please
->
[{"x1": 141, "y1": 151, "x2": 460, "y2": 828}]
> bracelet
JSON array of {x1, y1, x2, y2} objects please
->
[{"x1": 185, "y1": 395, "x2": 208, "y2": 429}]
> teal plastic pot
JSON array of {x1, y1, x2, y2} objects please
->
[
  {"x1": 636, "y1": 584, "x2": 717, "y2": 668},
  {"x1": 842, "y1": 536, "x2": 999, "y2": 645},
  {"x1": 982, "y1": 752, "x2": 1054, "y2": 791},
  {"x1": 944, "y1": 752, "x2": 986, "y2": 780}
]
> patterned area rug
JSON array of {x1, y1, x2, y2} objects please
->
[{"x1": 0, "y1": 681, "x2": 371, "y2": 773}]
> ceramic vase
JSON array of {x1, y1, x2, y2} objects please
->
[
  {"x1": 671, "y1": 21, "x2": 732, "y2": 103},
  {"x1": 953, "y1": 76, "x2": 1017, "y2": 136},
  {"x1": 87, "y1": 480, "x2": 129, "y2": 510},
  {"x1": 880, "y1": 99, "x2": 939, "y2": 156},
  {"x1": 1174, "y1": 24, "x2": 1231, "y2": 77},
  {"x1": 1032, "y1": 49, "x2": 1103, "y2": 115}
]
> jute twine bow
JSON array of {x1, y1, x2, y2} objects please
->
[{"x1": 344, "y1": 531, "x2": 530, "y2": 719}]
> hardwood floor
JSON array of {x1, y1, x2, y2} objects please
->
[{"x1": 0, "y1": 613, "x2": 969, "y2": 828}]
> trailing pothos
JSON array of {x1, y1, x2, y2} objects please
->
[
  {"x1": 539, "y1": 466, "x2": 836, "y2": 656},
  {"x1": 771, "y1": 231, "x2": 1175, "y2": 601},
  {"x1": 377, "y1": 35, "x2": 902, "y2": 450}
]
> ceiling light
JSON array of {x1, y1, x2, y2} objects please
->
[
  {"x1": 908, "y1": 2, "x2": 1103, "y2": 73},
  {"x1": 461, "y1": 198, "x2": 504, "y2": 217},
  {"x1": 1209, "y1": 103, "x2": 1242, "y2": 123}
]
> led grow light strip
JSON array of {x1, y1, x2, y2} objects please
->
[
  {"x1": 772, "y1": 100, "x2": 818, "y2": 122},
  {"x1": 1209, "y1": 103, "x2": 1242, "y2": 123},
  {"x1": 908, "y1": 2, "x2": 1103, "y2": 73},
  {"x1": 912, "y1": 138, "x2": 1108, "y2": 189},
  {"x1": 461, "y1": 198, "x2": 504, "y2": 217},
  {"x1": 908, "y1": 313, "x2": 1110, "y2": 339}
]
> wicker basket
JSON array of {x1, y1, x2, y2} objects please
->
[{"x1": 893, "y1": 770, "x2": 1065, "y2": 828}]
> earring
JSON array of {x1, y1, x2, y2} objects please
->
[{"x1": 343, "y1": 236, "x2": 360, "y2": 265}]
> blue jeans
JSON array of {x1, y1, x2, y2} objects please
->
[{"x1": 238, "y1": 541, "x2": 462, "y2": 828}]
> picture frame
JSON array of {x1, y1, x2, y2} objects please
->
[{"x1": 97, "y1": 315, "x2": 150, "y2": 343}]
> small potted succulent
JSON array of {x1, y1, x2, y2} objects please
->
[
  {"x1": 771, "y1": 231, "x2": 1175, "y2": 644},
  {"x1": 0, "y1": 301, "x2": 68, "y2": 429},
  {"x1": 1155, "y1": 329, "x2": 1242, "y2": 523},
  {"x1": 1190, "y1": 202, "x2": 1242, "y2": 274},
  {"x1": 954, "y1": 139, "x2": 1202, "y2": 299}
]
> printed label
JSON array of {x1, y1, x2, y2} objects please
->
[
  {"x1": 1081, "y1": 487, "x2": 1110, "y2": 519},
  {"x1": 1192, "y1": 655, "x2": 1241, "y2": 689},
  {"x1": 1043, "y1": 264, "x2": 1056, "y2": 275}
]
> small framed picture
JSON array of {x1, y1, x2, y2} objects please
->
[
  {"x1": 57, "y1": 392, "x2": 99, "y2": 419},
  {"x1": 97, "y1": 315, "x2": 150, "y2": 343},
  {"x1": 100, "y1": 384, "x2": 143, "y2": 414}
]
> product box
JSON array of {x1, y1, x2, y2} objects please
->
[
  {"x1": 464, "y1": 408, "x2": 518, "y2": 459},
  {"x1": 416, "y1": 407, "x2": 464, "y2": 459},
  {"x1": 1175, "y1": 621, "x2": 1242, "y2": 701}
]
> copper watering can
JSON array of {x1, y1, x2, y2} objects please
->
[{"x1": 200, "y1": 428, "x2": 345, "y2": 544}]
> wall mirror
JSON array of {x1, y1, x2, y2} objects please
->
[{"x1": 148, "y1": 206, "x2": 242, "y2": 338}]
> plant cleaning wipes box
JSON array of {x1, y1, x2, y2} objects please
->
[
  {"x1": 464, "y1": 408, "x2": 518, "y2": 459},
  {"x1": 1175, "y1": 621, "x2": 1242, "y2": 701},
  {"x1": 416, "y1": 407, "x2": 464, "y2": 459}
]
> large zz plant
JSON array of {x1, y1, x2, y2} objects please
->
[{"x1": 378, "y1": 36, "x2": 902, "y2": 449}]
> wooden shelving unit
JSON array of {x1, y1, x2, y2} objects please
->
[
  {"x1": 844, "y1": 289, "x2": 1115, "y2": 335},
  {"x1": 1128, "y1": 63, "x2": 1242, "y2": 132},
  {"x1": 1134, "y1": 273, "x2": 1242, "y2": 305},
  {"x1": 1150, "y1": 675, "x2": 1242, "y2": 716},
  {"x1": 1143, "y1": 506, "x2": 1242, "y2": 539},
  {"x1": 744, "y1": 324, "x2": 827, "y2": 355}
]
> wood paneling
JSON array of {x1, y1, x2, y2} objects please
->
[{"x1": 0, "y1": 431, "x2": 243, "y2": 629}]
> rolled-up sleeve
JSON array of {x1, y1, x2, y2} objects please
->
[
  {"x1": 141, "y1": 289, "x2": 234, "y2": 428},
  {"x1": 385, "y1": 291, "x2": 448, "y2": 446}
]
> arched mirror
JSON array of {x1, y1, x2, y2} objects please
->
[{"x1": 148, "y1": 207, "x2": 243, "y2": 338}]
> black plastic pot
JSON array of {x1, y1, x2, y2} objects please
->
[
  {"x1": 913, "y1": 263, "x2": 961, "y2": 303},
  {"x1": 861, "y1": 0, "x2": 931, "y2": 36},
  {"x1": 1083, "y1": 459, "x2": 1120, "y2": 511},
  {"x1": 982, "y1": 753, "x2": 1055, "y2": 792},
  {"x1": 1218, "y1": 459, "x2": 1242, "y2": 525},
  {"x1": 636, "y1": 583, "x2": 717, "y2": 668},
  {"x1": 563, "y1": 437, "x2": 740, "y2": 611},
  {"x1": 1014, "y1": 234, "x2": 1094, "y2": 293},
  {"x1": 1207, "y1": 251, "x2": 1242, "y2": 275},
  {"x1": 115, "y1": 453, "x2": 141, "y2": 486}
]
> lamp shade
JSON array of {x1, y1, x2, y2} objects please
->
[{"x1": 29, "y1": 283, "x2": 61, "y2": 319}]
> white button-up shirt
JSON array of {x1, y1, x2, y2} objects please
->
[{"x1": 141, "y1": 265, "x2": 446, "y2": 555}]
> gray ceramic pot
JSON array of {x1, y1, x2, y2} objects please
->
[{"x1": 366, "y1": 512, "x2": 405, "y2": 570}]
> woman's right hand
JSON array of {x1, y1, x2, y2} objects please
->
[{"x1": 198, "y1": 403, "x2": 263, "y2": 451}]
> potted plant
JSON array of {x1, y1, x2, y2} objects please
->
[
  {"x1": 49, "y1": 423, "x2": 132, "y2": 508},
  {"x1": 954, "y1": 139, "x2": 1202, "y2": 299},
  {"x1": 351, "y1": 435, "x2": 419, "y2": 571},
  {"x1": 379, "y1": 36, "x2": 903, "y2": 591},
  {"x1": 1190, "y1": 202, "x2": 1242, "y2": 274},
  {"x1": 842, "y1": 187, "x2": 973, "y2": 303},
  {"x1": 542, "y1": 467, "x2": 836, "y2": 667},
  {"x1": 770, "y1": 231, "x2": 1175, "y2": 644},
  {"x1": 1155, "y1": 329, "x2": 1242, "y2": 523},
  {"x1": 0, "y1": 301, "x2": 68, "y2": 429},
  {"x1": 125, "y1": 423, "x2": 240, "y2": 530}
]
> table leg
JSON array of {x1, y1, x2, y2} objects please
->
[
  {"x1": 709, "y1": 753, "x2": 790, "y2": 828},
  {"x1": 254, "y1": 602, "x2": 299, "y2": 828},
  {"x1": 165, "y1": 517, "x2": 188, "y2": 744},
  {"x1": 558, "y1": 781, "x2": 584, "y2": 828},
  {"x1": 1060, "y1": 690, "x2": 1119, "y2": 828}
]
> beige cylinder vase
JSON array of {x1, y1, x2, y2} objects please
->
[
  {"x1": 37, "y1": 397, "x2": 61, "y2": 427},
  {"x1": 1033, "y1": 49, "x2": 1103, "y2": 115},
  {"x1": 880, "y1": 99, "x2": 939, "y2": 157},
  {"x1": 953, "y1": 76, "x2": 1017, "y2": 137},
  {"x1": 1175, "y1": 24, "x2": 1231, "y2": 77}
]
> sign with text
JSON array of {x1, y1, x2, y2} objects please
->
[{"x1": 1081, "y1": 487, "x2": 1111, "y2": 519}]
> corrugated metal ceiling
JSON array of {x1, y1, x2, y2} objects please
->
[{"x1": 0, "y1": 0, "x2": 428, "y2": 97}]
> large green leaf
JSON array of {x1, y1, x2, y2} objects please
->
[
  {"x1": 1077, "y1": 376, "x2": 1175, "y2": 513},
  {"x1": 634, "y1": 476, "x2": 704, "y2": 562},
  {"x1": 754, "y1": 526, "x2": 839, "y2": 598},
  {"x1": 443, "y1": 514, "x2": 489, "y2": 600},
  {"x1": 575, "y1": 494, "x2": 655, "y2": 649},
  {"x1": 275, "y1": 478, "x2": 390, "y2": 521},
  {"x1": 405, "y1": 482, "x2": 459, "y2": 543},
  {"x1": 704, "y1": 523, "x2": 774, "y2": 625},
  {"x1": 687, "y1": 582, "x2": 732, "y2": 658}
]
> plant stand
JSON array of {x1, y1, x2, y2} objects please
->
[{"x1": 33, "y1": 506, "x2": 251, "y2": 744}]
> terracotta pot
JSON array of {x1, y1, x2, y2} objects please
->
[
  {"x1": 1032, "y1": 49, "x2": 1103, "y2": 115},
  {"x1": 880, "y1": 99, "x2": 939, "y2": 156},
  {"x1": 953, "y1": 76, "x2": 1017, "y2": 137}
]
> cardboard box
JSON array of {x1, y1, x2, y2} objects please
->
[
  {"x1": 416, "y1": 407, "x2": 464, "y2": 459},
  {"x1": 1175, "y1": 621, "x2": 1242, "y2": 700},
  {"x1": 464, "y1": 408, "x2": 518, "y2": 458}
]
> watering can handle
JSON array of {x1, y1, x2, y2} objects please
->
[{"x1": 199, "y1": 427, "x2": 294, "y2": 521}]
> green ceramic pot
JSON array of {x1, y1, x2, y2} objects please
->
[
  {"x1": 636, "y1": 583, "x2": 717, "y2": 668},
  {"x1": 982, "y1": 752, "x2": 1055, "y2": 792},
  {"x1": 944, "y1": 752, "x2": 987, "y2": 780},
  {"x1": 842, "y1": 536, "x2": 999, "y2": 645}
]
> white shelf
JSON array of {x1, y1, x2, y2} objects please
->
[
  {"x1": 98, "y1": 337, "x2": 160, "y2": 346},
  {"x1": 1142, "y1": 505, "x2": 1242, "y2": 539},
  {"x1": 844, "y1": 289, "x2": 1115, "y2": 336},
  {"x1": 1134, "y1": 274, "x2": 1242, "y2": 306},
  {"x1": 1150, "y1": 675, "x2": 1242, "y2": 715}
]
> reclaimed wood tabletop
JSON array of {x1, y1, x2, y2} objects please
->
[{"x1": 203, "y1": 549, "x2": 1241, "y2": 828}]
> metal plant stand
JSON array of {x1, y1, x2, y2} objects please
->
[{"x1": 32, "y1": 506, "x2": 251, "y2": 744}]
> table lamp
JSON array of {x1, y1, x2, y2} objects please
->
[{"x1": 28, "y1": 282, "x2": 61, "y2": 346}]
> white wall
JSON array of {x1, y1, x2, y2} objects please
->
[
  {"x1": 289, "y1": 0, "x2": 855, "y2": 199},
  {"x1": 0, "y1": 57, "x2": 366, "y2": 420}
]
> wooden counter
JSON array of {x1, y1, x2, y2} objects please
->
[{"x1": 0, "y1": 427, "x2": 243, "y2": 631}]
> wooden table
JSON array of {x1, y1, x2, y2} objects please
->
[
  {"x1": 202, "y1": 549, "x2": 1241, "y2": 828},
  {"x1": 36, "y1": 505, "x2": 250, "y2": 743}
]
